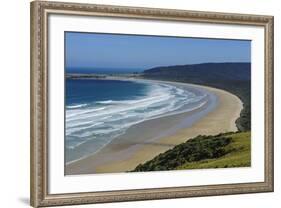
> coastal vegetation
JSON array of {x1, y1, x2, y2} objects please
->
[
  {"x1": 131, "y1": 63, "x2": 251, "y2": 171},
  {"x1": 142, "y1": 62, "x2": 251, "y2": 131},
  {"x1": 67, "y1": 62, "x2": 252, "y2": 172},
  {"x1": 132, "y1": 131, "x2": 250, "y2": 172}
]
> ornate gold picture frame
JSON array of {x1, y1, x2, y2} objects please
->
[{"x1": 30, "y1": 1, "x2": 273, "y2": 207}]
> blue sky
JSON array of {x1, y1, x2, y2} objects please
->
[{"x1": 65, "y1": 32, "x2": 251, "y2": 73}]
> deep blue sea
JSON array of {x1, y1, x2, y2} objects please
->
[
  {"x1": 66, "y1": 79, "x2": 149, "y2": 106},
  {"x1": 65, "y1": 79, "x2": 208, "y2": 163}
]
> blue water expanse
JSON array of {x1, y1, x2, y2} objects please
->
[
  {"x1": 66, "y1": 79, "x2": 149, "y2": 106},
  {"x1": 65, "y1": 79, "x2": 210, "y2": 163}
]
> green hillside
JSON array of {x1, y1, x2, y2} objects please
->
[
  {"x1": 132, "y1": 131, "x2": 250, "y2": 172},
  {"x1": 142, "y1": 62, "x2": 251, "y2": 131}
]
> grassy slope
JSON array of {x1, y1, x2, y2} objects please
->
[
  {"x1": 177, "y1": 131, "x2": 251, "y2": 170},
  {"x1": 132, "y1": 131, "x2": 250, "y2": 172}
]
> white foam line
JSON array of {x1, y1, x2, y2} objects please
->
[{"x1": 65, "y1": 79, "x2": 214, "y2": 163}]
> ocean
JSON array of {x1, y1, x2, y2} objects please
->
[{"x1": 65, "y1": 79, "x2": 209, "y2": 163}]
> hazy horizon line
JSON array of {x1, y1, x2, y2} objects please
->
[{"x1": 66, "y1": 61, "x2": 251, "y2": 72}]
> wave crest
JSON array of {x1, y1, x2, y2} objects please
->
[{"x1": 65, "y1": 81, "x2": 208, "y2": 163}]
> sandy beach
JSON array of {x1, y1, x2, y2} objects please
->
[{"x1": 65, "y1": 80, "x2": 243, "y2": 175}]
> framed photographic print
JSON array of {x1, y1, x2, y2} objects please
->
[{"x1": 30, "y1": 1, "x2": 274, "y2": 207}]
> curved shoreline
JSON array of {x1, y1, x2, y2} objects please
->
[{"x1": 65, "y1": 80, "x2": 243, "y2": 175}]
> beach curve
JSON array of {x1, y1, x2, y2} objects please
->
[{"x1": 65, "y1": 80, "x2": 243, "y2": 175}]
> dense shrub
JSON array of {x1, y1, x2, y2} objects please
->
[{"x1": 132, "y1": 135, "x2": 232, "y2": 172}]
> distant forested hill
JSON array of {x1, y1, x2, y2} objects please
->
[
  {"x1": 142, "y1": 62, "x2": 251, "y2": 131},
  {"x1": 143, "y1": 63, "x2": 250, "y2": 82}
]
